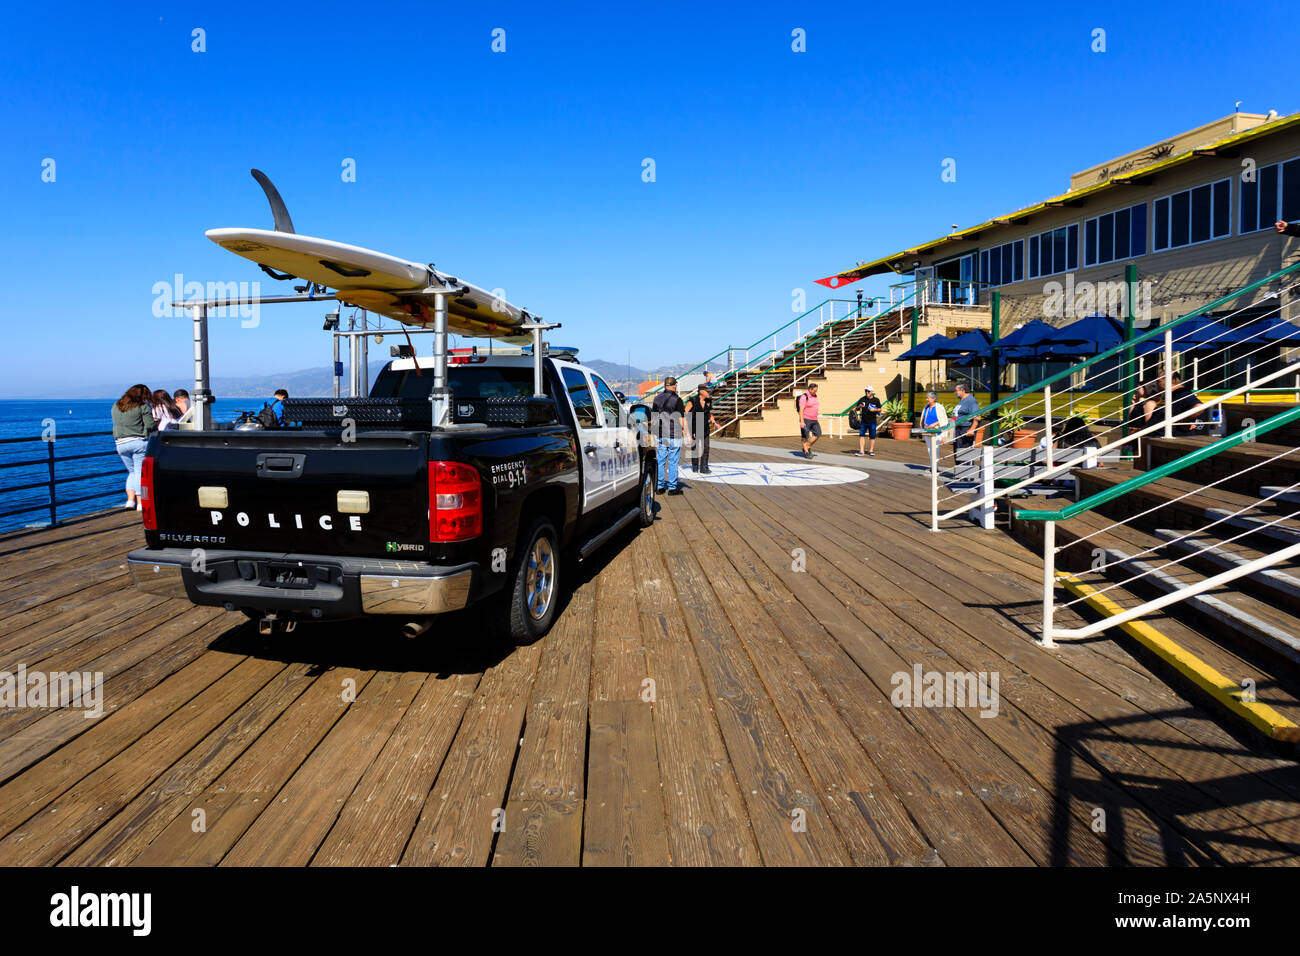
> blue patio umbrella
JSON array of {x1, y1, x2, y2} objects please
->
[
  {"x1": 898, "y1": 333, "x2": 958, "y2": 361},
  {"x1": 1229, "y1": 315, "x2": 1300, "y2": 344},
  {"x1": 932, "y1": 328, "x2": 993, "y2": 359},
  {"x1": 1132, "y1": 317, "x2": 1237, "y2": 355},
  {"x1": 1041, "y1": 314, "x2": 1127, "y2": 358},
  {"x1": 996, "y1": 319, "x2": 1057, "y2": 353}
]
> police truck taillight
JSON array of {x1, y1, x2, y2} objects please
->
[
  {"x1": 140, "y1": 455, "x2": 157, "y2": 530},
  {"x1": 429, "y1": 461, "x2": 482, "y2": 541}
]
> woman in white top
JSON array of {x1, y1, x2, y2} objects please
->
[{"x1": 151, "y1": 389, "x2": 182, "y2": 431}]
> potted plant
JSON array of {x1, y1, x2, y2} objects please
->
[
  {"x1": 998, "y1": 408, "x2": 1036, "y2": 449},
  {"x1": 882, "y1": 398, "x2": 912, "y2": 440}
]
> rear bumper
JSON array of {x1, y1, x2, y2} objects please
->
[{"x1": 127, "y1": 548, "x2": 476, "y2": 618}]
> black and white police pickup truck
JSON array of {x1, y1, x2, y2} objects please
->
[{"x1": 127, "y1": 349, "x2": 657, "y2": 644}]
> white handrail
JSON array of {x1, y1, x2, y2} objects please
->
[
  {"x1": 1046, "y1": 538, "x2": 1300, "y2": 642},
  {"x1": 932, "y1": 356, "x2": 1300, "y2": 528}
]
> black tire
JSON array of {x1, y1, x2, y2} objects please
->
[
  {"x1": 637, "y1": 465, "x2": 656, "y2": 527},
  {"x1": 489, "y1": 515, "x2": 561, "y2": 645}
]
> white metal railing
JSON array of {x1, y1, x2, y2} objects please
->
[
  {"x1": 1032, "y1": 454, "x2": 1300, "y2": 649},
  {"x1": 928, "y1": 275, "x2": 1300, "y2": 530}
]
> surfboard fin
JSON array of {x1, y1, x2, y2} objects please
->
[{"x1": 250, "y1": 169, "x2": 296, "y2": 234}]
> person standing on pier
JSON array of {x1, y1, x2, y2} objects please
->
[
  {"x1": 853, "y1": 386, "x2": 882, "y2": 457},
  {"x1": 112, "y1": 384, "x2": 158, "y2": 511},
  {"x1": 686, "y1": 384, "x2": 719, "y2": 473},
  {"x1": 797, "y1": 383, "x2": 822, "y2": 459},
  {"x1": 651, "y1": 377, "x2": 691, "y2": 495},
  {"x1": 952, "y1": 383, "x2": 981, "y2": 450}
]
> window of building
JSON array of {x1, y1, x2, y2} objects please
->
[
  {"x1": 1153, "y1": 179, "x2": 1231, "y2": 250},
  {"x1": 1084, "y1": 203, "x2": 1147, "y2": 266},
  {"x1": 978, "y1": 239, "x2": 1023, "y2": 287},
  {"x1": 1241, "y1": 159, "x2": 1300, "y2": 234},
  {"x1": 1027, "y1": 224, "x2": 1078, "y2": 279}
]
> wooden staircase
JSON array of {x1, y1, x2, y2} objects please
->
[{"x1": 713, "y1": 306, "x2": 919, "y2": 437}]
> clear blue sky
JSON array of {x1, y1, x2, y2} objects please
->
[{"x1": 1, "y1": 0, "x2": 1295, "y2": 396}]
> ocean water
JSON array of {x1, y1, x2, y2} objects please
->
[{"x1": 0, "y1": 399, "x2": 239, "y2": 534}]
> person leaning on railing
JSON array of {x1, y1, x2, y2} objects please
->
[
  {"x1": 111, "y1": 384, "x2": 158, "y2": 511},
  {"x1": 1276, "y1": 220, "x2": 1300, "y2": 237}
]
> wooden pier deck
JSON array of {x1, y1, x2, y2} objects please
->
[{"x1": 0, "y1": 442, "x2": 1297, "y2": 866}]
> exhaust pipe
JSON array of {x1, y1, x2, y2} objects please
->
[{"x1": 401, "y1": 618, "x2": 435, "y2": 639}]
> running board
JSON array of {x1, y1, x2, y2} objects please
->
[{"x1": 577, "y1": 507, "x2": 640, "y2": 561}]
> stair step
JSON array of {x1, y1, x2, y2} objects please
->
[
  {"x1": 1076, "y1": 468, "x2": 1300, "y2": 539},
  {"x1": 1260, "y1": 485, "x2": 1300, "y2": 506},
  {"x1": 1154, "y1": 528, "x2": 1300, "y2": 613},
  {"x1": 1059, "y1": 569, "x2": 1300, "y2": 743},
  {"x1": 1141, "y1": 437, "x2": 1300, "y2": 496},
  {"x1": 1050, "y1": 511, "x2": 1300, "y2": 669}
]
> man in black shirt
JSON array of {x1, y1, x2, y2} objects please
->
[
  {"x1": 650, "y1": 377, "x2": 692, "y2": 495},
  {"x1": 685, "y1": 385, "x2": 719, "y2": 473},
  {"x1": 852, "y1": 386, "x2": 882, "y2": 457}
]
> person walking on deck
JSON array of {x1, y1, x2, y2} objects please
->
[
  {"x1": 797, "y1": 383, "x2": 821, "y2": 458},
  {"x1": 685, "y1": 384, "x2": 719, "y2": 473},
  {"x1": 651, "y1": 377, "x2": 691, "y2": 495},
  {"x1": 852, "y1": 386, "x2": 882, "y2": 457},
  {"x1": 112, "y1": 384, "x2": 158, "y2": 511}
]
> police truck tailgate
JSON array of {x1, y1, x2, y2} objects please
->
[{"x1": 148, "y1": 430, "x2": 431, "y2": 559}]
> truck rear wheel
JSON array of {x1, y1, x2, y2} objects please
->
[{"x1": 490, "y1": 515, "x2": 560, "y2": 645}]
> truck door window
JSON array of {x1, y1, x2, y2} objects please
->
[
  {"x1": 561, "y1": 367, "x2": 599, "y2": 428},
  {"x1": 591, "y1": 376, "x2": 622, "y2": 427}
]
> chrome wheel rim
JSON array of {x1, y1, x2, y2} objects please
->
[
  {"x1": 641, "y1": 473, "x2": 654, "y2": 520},
  {"x1": 524, "y1": 536, "x2": 555, "y2": 621}
]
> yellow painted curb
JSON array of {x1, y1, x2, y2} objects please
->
[{"x1": 1060, "y1": 573, "x2": 1300, "y2": 743}]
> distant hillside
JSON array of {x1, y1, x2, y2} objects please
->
[{"x1": 47, "y1": 356, "x2": 730, "y2": 401}]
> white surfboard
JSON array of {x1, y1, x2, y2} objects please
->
[{"x1": 206, "y1": 227, "x2": 533, "y2": 340}]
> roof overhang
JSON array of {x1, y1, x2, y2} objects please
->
[{"x1": 816, "y1": 112, "x2": 1300, "y2": 289}]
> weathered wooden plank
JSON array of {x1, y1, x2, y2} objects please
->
[
  {"x1": 583, "y1": 541, "x2": 670, "y2": 867},
  {"x1": 750, "y1": 468, "x2": 1290, "y2": 863},
  {"x1": 222, "y1": 670, "x2": 423, "y2": 866},
  {"x1": 130, "y1": 666, "x2": 375, "y2": 866},
  {"x1": 0, "y1": 647, "x2": 242, "y2": 840},
  {"x1": 60, "y1": 660, "x2": 317, "y2": 866},
  {"x1": 584, "y1": 701, "x2": 671, "y2": 866},
  {"x1": 628, "y1": 523, "x2": 762, "y2": 865},
  {"x1": 492, "y1": 582, "x2": 597, "y2": 867},
  {"x1": 0, "y1": 655, "x2": 286, "y2": 865},
  {"x1": 670, "y1": 490, "x2": 940, "y2": 866},
  {"x1": 401, "y1": 642, "x2": 542, "y2": 867},
  {"x1": 310, "y1": 667, "x2": 477, "y2": 867}
]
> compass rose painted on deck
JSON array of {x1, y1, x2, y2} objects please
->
[{"x1": 688, "y1": 462, "x2": 868, "y2": 486}]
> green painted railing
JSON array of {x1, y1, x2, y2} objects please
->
[
  {"x1": 1014, "y1": 403, "x2": 1300, "y2": 522},
  {"x1": 943, "y1": 260, "x2": 1300, "y2": 432},
  {"x1": 644, "y1": 297, "x2": 868, "y2": 398},
  {"x1": 709, "y1": 288, "x2": 920, "y2": 409}
]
